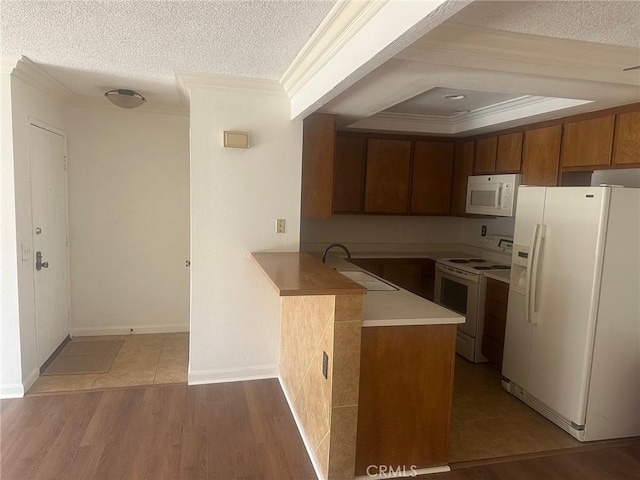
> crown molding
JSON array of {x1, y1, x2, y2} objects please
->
[
  {"x1": 10, "y1": 56, "x2": 74, "y2": 101},
  {"x1": 398, "y1": 23, "x2": 640, "y2": 87},
  {"x1": 176, "y1": 72, "x2": 286, "y2": 103},
  {"x1": 347, "y1": 95, "x2": 593, "y2": 135},
  {"x1": 280, "y1": 0, "x2": 387, "y2": 98},
  {"x1": 1, "y1": 54, "x2": 21, "y2": 75}
]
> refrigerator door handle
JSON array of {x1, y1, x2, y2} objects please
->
[
  {"x1": 529, "y1": 224, "x2": 545, "y2": 325},
  {"x1": 524, "y1": 224, "x2": 540, "y2": 324}
]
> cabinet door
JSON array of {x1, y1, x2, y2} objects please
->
[
  {"x1": 382, "y1": 263, "x2": 423, "y2": 295},
  {"x1": 474, "y1": 137, "x2": 497, "y2": 174},
  {"x1": 451, "y1": 141, "x2": 475, "y2": 215},
  {"x1": 333, "y1": 135, "x2": 365, "y2": 213},
  {"x1": 301, "y1": 113, "x2": 335, "y2": 219},
  {"x1": 349, "y1": 259, "x2": 383, "y2": 277},
  {"x1": 410, "y1": 141, "x2": 454, "y2": 215},
  {"x1": 481, "y1": 278, "x2": 509, "y2": 368},
  {"x1": 612, "y1": 111, "x2": 640, "y2": 165},
  {"x1": 364, "y1": 139, "x2": 412, "y2": 214},
  {"x1": 560, "y1": 115, "x2": 614, "y2": 168},
  {"x1": 522, "y1": 125, "x2": 561, "y2": 186},
  {"x1": 496, "y1": 132, "x2": 523, "y2": 173}
]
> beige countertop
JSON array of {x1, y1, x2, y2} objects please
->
[
  {"x1": 350, "y1": 251, "x2": 473, "y2": 261},
  {"x1": 324, "y1": 255, "x2": 465, "y2": 328},
  {"x1": 252, "y1": 252, "x2": 366, "y2": 296}
]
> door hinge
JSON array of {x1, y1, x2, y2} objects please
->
[
  {"x1": 66, "y1": 235, "x2": 69, "y2": 247},
  {"x1": 63, "y1": 156, "x2": 67, "y2": 170}
]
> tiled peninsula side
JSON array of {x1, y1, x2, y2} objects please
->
[{"x1": 252, "y1": 253, "x2": 366, "y2": 480}]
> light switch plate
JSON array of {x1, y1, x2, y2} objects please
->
[
  {"x1": 276, "y1": 219, "x2": 285, "y2": 233},
  {"x1": 21, "y1": 242, "x2": 32, "y2": 261}
]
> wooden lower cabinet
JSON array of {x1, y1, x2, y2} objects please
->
[
  {"x1": 356, "y1": 324, "x2": 456, "y2": 474},
  {"x1": 351, "y1": 258, "x2": 436, "y2": 301},
  {"x1": 481, "y1": 278, "x2": 509, "y2": 368}
]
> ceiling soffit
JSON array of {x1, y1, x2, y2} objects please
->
[{"x1": 322, "y1": 23, "x2": 640, "y2": 135}]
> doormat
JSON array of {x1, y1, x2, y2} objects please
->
[{"x1": 42, "y1": 339, "x2": 124, "y2": 375}]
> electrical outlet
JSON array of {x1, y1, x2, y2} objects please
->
[
  {"x1": 481, "y1": 225, "x2": 487, "y2": 237},
  {"x1": 276, "y1": 218, "x2": 286, "y2": 233},
  {"x1": 322, "y1": 351, "x2": 328, "y2": 379}
]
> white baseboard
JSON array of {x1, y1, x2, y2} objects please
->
[
  {"x1": 188, "y1": 364, "x2": 278, "y2": 385},
  {"x1": 71, "y1": 324, "x2": 189, "y2": 337},
  {"x1": 355, "y1": 465, "x2": 450, "y2": 479},
  {"x1": 0, "y1": 367, "x2": 40, "y2": 399},
  {"x1": 23, "y1": 367, "x2": 39, "y2": 393},
  {"x1": 0, "y1": 383, "x2": 24, "y2": 399},
  {"x1": 278, "y1": 376, "x2": 323, "y2": 480}
]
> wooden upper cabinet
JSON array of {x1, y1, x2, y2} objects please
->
[
  {"x1": 612, "y1": 111, "x2": 640, "y2": 165},
  {"x1": 364, "y1": 138, "x2": 412, "y2": 214},
  {"x1": 560, "y1": 115, "x2": 615, "y2": 168},
  {"x1": 333, "y1": 135, "x2": 365, "y2": 213},
  {"x1": 410, "y1": 141, "x2": 454, "y2": 215},
  {"x1": 522, "y1": 125, "x2": 562, "y2": 186},
  {"x1": 496, "y1": 132, "x2": 523, "y2": 173},
  {"x1": 301, "y1": 113, "x2": 335, "y2": 219},
  {"x1": 473, "y1": 137, "x2": 497, "y2": 174},
  {"x1": 451, "y1": 141, "x2": 475, "y2": 216}
]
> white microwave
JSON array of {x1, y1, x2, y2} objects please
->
[{"x1": 465, "y1": 174, "x2": 521, "y2": 217}]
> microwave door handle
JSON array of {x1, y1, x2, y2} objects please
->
[
  {"x1": 496, "y1": 184, "x2": 503, "y2": 208},
  {"x1": 524, "y1": 224, "x2": 539, "y2": 324},
  {"x1": 529, "y1": 224, "x2": 545, "y2": 325}
]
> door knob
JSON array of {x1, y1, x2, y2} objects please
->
[{"x1": 36, "y1": 251, "x2": 49, "y2": 271}]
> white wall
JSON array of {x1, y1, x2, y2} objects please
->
[
  {"x1": 65, "y1": 106, "x2": 190, "y2": 335},
  {"x1": 591, "y1": 169, "x2": 640, "y2": 188},
  {"x1": 189, "y1": 85, "x2": 302, "y2": 384},
  {"x1": 0, "y1": 69, "x2": 23, "y2": 397},
  {"x1": 1, "y1": 73, "x2": 68, "y2": 396},
  {"x1": 301, "y1": 215, "x2": 515, "y2": 251}
]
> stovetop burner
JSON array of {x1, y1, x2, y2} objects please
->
[
  {"x1": 473, "y1": 266, "x2": 492, "y2": 270},
  {"x1": 491, "y1": 265, "x2": 511, "y2": 270},
  {"x1": 449, "y1": 258, "x2": 486, "y2": 264}
]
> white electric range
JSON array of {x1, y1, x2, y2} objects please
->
[{"x1": 434, "y1": 238, "x2": 512, "y2": 363}]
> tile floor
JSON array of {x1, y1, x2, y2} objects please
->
[
  {"x1": 28, "y1": 333, "x2": 188, "y2": 394},
  {"x1": 449, "y1": 356, "x2": 582, "y2": 463}
]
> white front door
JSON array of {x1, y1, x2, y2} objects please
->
[{"x1": 30, "y1": 121, "x2": 70, "y2": 366}]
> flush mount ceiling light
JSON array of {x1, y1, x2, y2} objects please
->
[
  {"x1": 443, "y1": 94, "x2": 467, "y2": 100},
  {"x1": 104, "y1": 89, "x2": 146, "y2": 109}
]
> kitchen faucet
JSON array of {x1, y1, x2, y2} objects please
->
[{"x1": 322, "y1": 243, "x2": 352, "y2": 263}]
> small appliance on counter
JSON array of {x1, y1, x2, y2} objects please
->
[
  {"x1": 466, "y1": 174, "x2": 521, "y2": 217},
  {"x1": 434, "y1": 236, "x2": 513, "y2": 363}
]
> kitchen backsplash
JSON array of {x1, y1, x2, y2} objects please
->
[{"x1": 301, "y1": 215, "x2": 515, "y2": 251}]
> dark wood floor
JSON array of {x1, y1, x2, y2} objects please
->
[
  {"x1": 435, "y1": 441, "x2": 640, "y2": 480},
  {"x1": 0, "y1": 379, "x2": 315, "y2": 480},
  {"x1": 2, "y1": 379, "x2": 639, "y2": 480}
]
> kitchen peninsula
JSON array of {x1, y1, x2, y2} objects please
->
[{"x1": 252, "y1": 252, "x2": 464, "y2": 479}]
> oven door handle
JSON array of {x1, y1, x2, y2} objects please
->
[{"x1": 436, "y1": 264, "x2": 478, "y2": 283}]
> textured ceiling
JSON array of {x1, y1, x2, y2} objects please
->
[
  {"x1": 0, "y1": 0, "x2": 334, "y2": 103},
  {"x1": 450, "y1": 0, "x2": 640, "y2": 48}
]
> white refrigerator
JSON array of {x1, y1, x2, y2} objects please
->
[{"x1": 501, "y1": 186, "x2": 639, "y2": 442}]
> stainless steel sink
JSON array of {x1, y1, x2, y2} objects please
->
[{"x1": 339, "y1": 271, "x2": 399, "y2": 291}]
